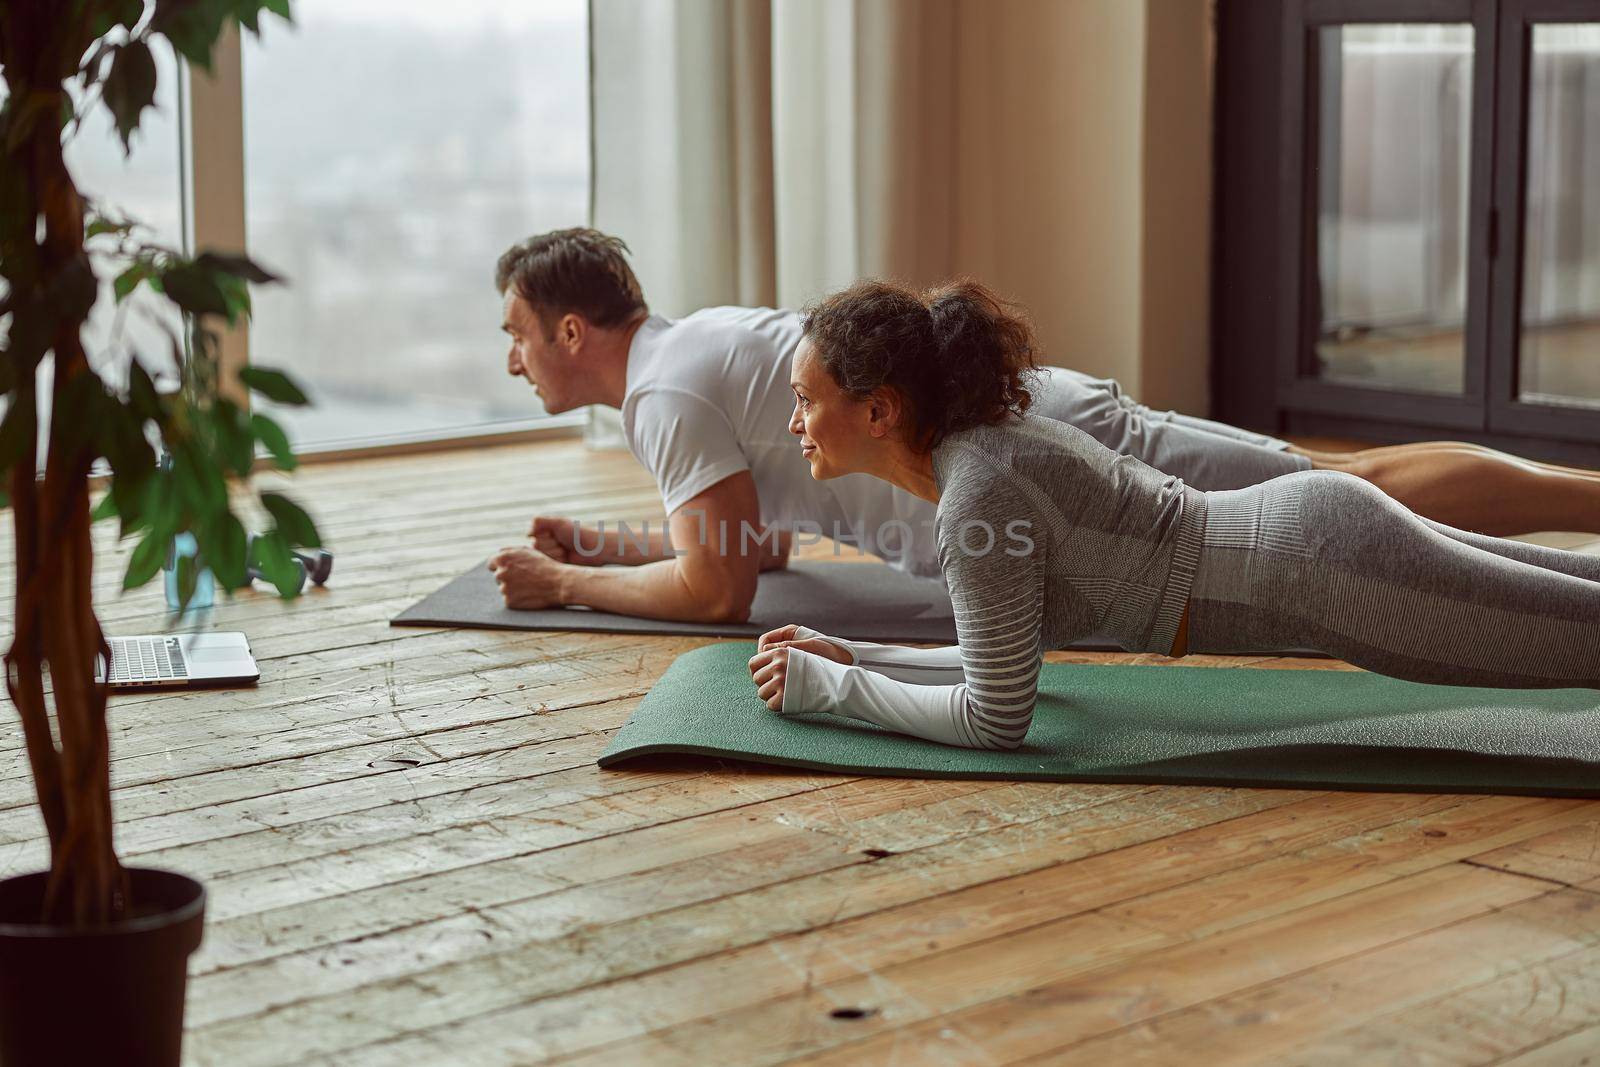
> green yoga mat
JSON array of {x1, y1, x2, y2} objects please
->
[{"x1": 598, "y1": 642, "x2": 1600, "y2": 797}]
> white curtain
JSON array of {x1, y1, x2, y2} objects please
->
[
  {"x1": 592, "y1": 0, "x2": 958, "y2": 311},
  {"x1": 587, "y1": 0, "x2": 958, "y2": 446}
]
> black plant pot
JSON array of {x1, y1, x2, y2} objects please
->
[{"x1": 0, "y1": 868, "x2": 205, "y2": 1067}]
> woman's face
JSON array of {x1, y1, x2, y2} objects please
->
[{"x1": 788, "y1": 340, "x2": 891, "y2": 480}]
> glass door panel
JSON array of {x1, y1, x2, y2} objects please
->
[
  {"x1": 1313, "y1": 23, "x2": 1475, "y2": 395},
  {"x1": 1518, "y1": 23, "x2": 1600, "y2": 410}
]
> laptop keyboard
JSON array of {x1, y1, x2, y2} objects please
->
[{"x1": 107, "y1": 637, "x2": 189, "y2": 684}]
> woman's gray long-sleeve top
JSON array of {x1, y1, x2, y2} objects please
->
[{"x1": 781, "y1": 416, "x2": 1208, "y2": 749}]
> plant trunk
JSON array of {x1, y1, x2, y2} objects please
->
[{"x1": 2, "y1": 82, "x2": 126, "y2": 926}]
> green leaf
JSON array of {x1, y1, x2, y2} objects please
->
[
  {"x1": 249, "y1": 528, "x2": 302, "y2": 598},
  {"x1": 239, "y1": 365, "x2": 309, "y2": 406},
  {"x1": 171, "y1": 443, "x2": 227, "y2": 517},
  {"x1": 89, "y1": 0, "x2": 148, "y2": 40},
  {"x1": 87, "y1": 214, "x2": 136, "y2": 240},
  {"x1": 212, "y1": 400, "x2": 255, "y2": 475},
  {"x1": 199, "y1": 509, "x2": 248, "y2": 589},
  {"x1": 138, "y1": 468, "x2": 180, "y2": 541},
  {"x1": 127, "y1": 358, "x2": 164, "y2": 421},
  {"x1": 151, "y1": 0, "x2": 232, "y2": 70},
  {"x1": 216, "y1": 271, "x2": 251, "y2": 325},
  {"x1": 102, "y1": 40, "x2": 158, "y2": 156},
  {"x1": 195, "y1": 251, "x2": 280, "y2": 285},
  {"x1": 113, "y1": 261, "x2": 153, "y2": 302},
  {"x1": 160, "y1": 261, "x2": 229, "y2": 318},
  {"x1": 262, "y1": 0, "x2": 293, "y2": 22},
  {"x1": 173, "y1": 551, "x2": 198, "y2": 611},
  {"x1": 95, "y1": 389, "x2": 157, "y2": 485},
  {"x1": 260, "y1": 491, "x2": 319, "y2": 547},
  {"x1": 96, "y1": 399, "x2": 158, "y2": 537},
  {"x1": 249, "y1": 412, "x2": 298, "y2": 471},
  {"x1": 108, "y1": 470, "x2": 151, "y2": 538},
  {"x1": 91, "y1": 492, "x2": 120, "y2": 524},
  {"x1": 124, "y1": 527, "x2": 167, "y2": 590}
]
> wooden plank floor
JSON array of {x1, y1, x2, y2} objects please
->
[{"x1": 2, "y1": 436, "x2": 1599, "y2": 1066}]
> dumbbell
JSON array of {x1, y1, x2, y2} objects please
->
[
  {"x1": 245, "y1": 536, "x2": 335, "y2": 593},
  {"x1": 294, "y1": 547, "x2": 334, "y2": 585}
]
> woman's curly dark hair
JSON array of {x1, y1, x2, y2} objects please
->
[{"x1": 800, "y1": 278, "x2": 1038, "y2": 451}]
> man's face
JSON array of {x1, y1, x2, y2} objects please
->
[{"x1": 502, "y1": 291, "x2": 576, "y2": 412}]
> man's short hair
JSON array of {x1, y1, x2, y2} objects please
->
[{"x1": 495, "y1": 228, "x2": 647, "y2": 332}]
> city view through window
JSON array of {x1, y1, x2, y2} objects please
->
[{"x1": 242, "y1": 0, "x2": 591, "y2": 447}]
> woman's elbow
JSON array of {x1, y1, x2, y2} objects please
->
[{"x1": 969, "y1": 709, "x2": 1033, "y2": 751}]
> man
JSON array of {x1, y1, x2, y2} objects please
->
[{"x1": 489, "y1": 228, "x2": 1600, "y2": 621}]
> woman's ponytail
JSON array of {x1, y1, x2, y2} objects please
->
[{"x1": 926, "y1": 280, "x2": 1037, "y2": 434}]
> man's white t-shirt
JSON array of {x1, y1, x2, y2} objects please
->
[{"x1": 620, "y1": 306, "x2": 943, "y2": 576}]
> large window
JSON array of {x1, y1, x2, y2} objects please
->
[{"x1": 239, "y1": 0, "x2": 590, "y2": 449}]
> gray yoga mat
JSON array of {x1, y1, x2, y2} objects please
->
[
  {"x1": 598, "y1": 642, "x2": 1600, "y2": 797},
  {"x1": 392, "y1": 559, "x2": 1327, "y2": 654},
  {"x1": 392, "y1": 560, "x2": 961, "y2": 643}
]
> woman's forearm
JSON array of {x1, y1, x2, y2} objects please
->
[
  {"x1": 790, "y1": 627, "x2": 966, "y2": 684},
  {"x1": 782, "y1": 647, "x2": 1031, "y2": 750}
]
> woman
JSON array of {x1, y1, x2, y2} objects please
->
[{"x1": 747, "y1": 279, "x2": 1600, "y2": 751}]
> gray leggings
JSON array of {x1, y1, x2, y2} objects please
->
[
  {"x1": 1030, "y1": 367, "x2": 1314, "y2": 490},
  {"x1": 1188, "y1": 471, "x2": 1600, "y2": 689}
]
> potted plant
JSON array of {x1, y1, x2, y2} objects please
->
[{"x1": 0, "y1": 2, "x2": 316, "y2": 1063}]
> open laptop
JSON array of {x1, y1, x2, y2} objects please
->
[{"x1": 95, "y1": 632, "x2": 261, "y2": 690}]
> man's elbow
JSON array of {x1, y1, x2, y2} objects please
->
[
  {"x1": 681, "y1": 582, "x2": 753, "y2": 624},
  {"x1": 675, "y1": 555, "x2": 757, "y2": 623},
  {"x1": 700, "y1": 591, "x2": 753, "y2": 624}
]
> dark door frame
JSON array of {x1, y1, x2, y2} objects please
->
[
  {"x1": 1214, "y1": 0, "x2": 1600, "y2": 461},
  {"x1": 1276, "y1": 0, "x2": 1496, "y2": 431}
]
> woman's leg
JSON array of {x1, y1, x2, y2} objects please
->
[
  {"x1": 1188, "y1": 472, "x2": 1600, "y2": 689},
  {"x1": 1296, "y1": 443, "x2": 1600, "y2": 535},
  {"x1": 1418, "y1": 516, "x2": 1600, "y2": 582}
]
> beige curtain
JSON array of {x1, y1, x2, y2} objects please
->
[
  {"x1": 590, "y1": 0, "x2": 958, "y2": 315},
  {"x1": 590, "y1": 0, "x2": 777, "y2": 315},
  {"x1": 586, "y1": 0, "x2": 1216, "y2": 438}
]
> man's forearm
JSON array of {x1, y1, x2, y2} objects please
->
[
  {"x1": 573, "y1": 521, "x2": 791, "y2": 571},
  {"x1": 556, "y1": 557, "x2": 751, "y2": 622},
  {"x1": 567, "y1": 522, "x2": 675, "y2": 566}
]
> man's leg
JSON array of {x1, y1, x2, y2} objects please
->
[
  {"x1": 1304, "y1": 443, "x2": 1600, "y2": 535},
  {"x1": 1294, "y1": 439, "x2": 1600, "y2": 483},
  {"x1": 1029, "y1": 366, "x2": 1310, "y2": 491}
]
